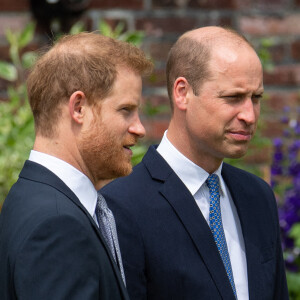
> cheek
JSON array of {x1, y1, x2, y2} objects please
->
[
  {"x1": 255, "y1": 105, "x2": 261, "y2": 119},
  {"x1": 110, "y1": 123, "x2": 127, "y2": 139}
]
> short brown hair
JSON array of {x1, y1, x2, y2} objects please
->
[
  {"x1": 166, "y1": 37, "x2": 210, "y2": 111},
  {"x1": 27, "y1": 32, "x2": 153, "y2": 137},
  {"x1": 166, "y1": 27, "x2": 254, "y2": 111}
]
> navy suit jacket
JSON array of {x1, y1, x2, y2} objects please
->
[
  {"x1": 0, "y1": 160, "x2": 129, "y2": 300},
  {"x1": 101, "y1": 145, "x2": 289, "y2": 300}
]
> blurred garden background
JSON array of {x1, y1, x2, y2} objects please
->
[{"x1": 0, "y1": 0, "x2": 300, "y2": 298}]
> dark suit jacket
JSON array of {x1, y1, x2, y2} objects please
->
[
  {"x1": 101, "y1": 145, "x2": 289, "y2": 300},
  {"x1": 0, "y1": 160, "x2": 129, "y2": 300}
]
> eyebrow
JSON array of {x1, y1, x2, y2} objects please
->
[
  {"x1": 219, "y1": 88, "x2": 264, "y2": 95},
  {"x1": 117, "y1": 102, "x2": 140, "y2": 110}
]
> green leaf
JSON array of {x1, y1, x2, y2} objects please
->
[
  {"x1": 19, "y1": 22, "x2": 35, "y2": 48},
  {"x1": 120, "y1": 32, "x2": 144, "y2": 46},
  {"x1": 113, "y1": 21, "x2": 125, "y2": 38},
  {"x1": 131, "y1": 144, "x2": 147, "y2": 166},
  {"x1": 99, "y1": 20, "x2": 113, "y2": 37},
  {"x1": 21, "y1": 51, "x2": 37, "y2": 69},
  {"x1": 143, "y1": 101, "x2": 169, "y2": 117},
  {"x1": 98, "y1": 20, "x2": 145, "y2": 46},
  {"x1": 286, "y1": 271, "x2": 300, "y2": 299},
  {"x1": 0, "y1": 61, "x2": 17, "y2": 81},
  {"x1": 69, "y1": 21, "x2": 85, "y2": 34},
  {"x1": 289, "y1": 224, "x2": 300, "y2": 248},
  {"x1": 5, "y1": 29, "x2": 17, "y2": 47},
  {"x1": 260, "y1": 38, "x2": 274, "y2": 48},
  {"x1": 9, "y1": 44, "x2": 20, "y2": 67}
]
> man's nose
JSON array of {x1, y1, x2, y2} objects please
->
[
  {"x1": 237, "y1": 97, "x2": 259, "y2": 125},
  {"x1": 129, "y1": 116, "x2": 146, "y2": 138}
]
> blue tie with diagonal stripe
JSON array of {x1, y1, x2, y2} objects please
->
[{"x1": 206, "y1": 174, "x2": 237, "y2": 298}]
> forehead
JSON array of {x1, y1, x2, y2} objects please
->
[
  {"x1": 208, "y1": 44, "x2": 263, "y2": 85},
  {"x1": 100, "y1": 66, "x2": 142, "y2": 106},
  {"x1": 114, "y1": 66, "x2": 141, "y2": 86},
  {"x1": 211, "y1": 42, "x2": 260, "y2": 69}
]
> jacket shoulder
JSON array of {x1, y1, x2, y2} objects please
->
[{"x1": 222, "y1": 162, "x2": 271, "y2": 190}]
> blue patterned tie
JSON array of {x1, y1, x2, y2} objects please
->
[
  {"x1": 96, "y1": 193, "x2": 126, "y2": 285},
  {"x1": 206, "y1": 174, "x2": 237, "y2": 298}
]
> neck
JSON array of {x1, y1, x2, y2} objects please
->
[
  {"x1": 33, "y1": 134, "x2": 96, "y2": 187},
  {"x1": 33, "y1": 135, "x2": 70, "y2": 164},
  {"x1": 95, "y1": 179, "x2": 114, "y2": 190}
]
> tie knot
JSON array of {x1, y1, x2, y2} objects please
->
[{"x1": 206, "y1": 174, "x2": 220, "y2": 192}]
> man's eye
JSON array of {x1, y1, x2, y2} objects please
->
[
  {"x1": 223, "y1": 95, "x2": 242, "y2": 100},
  {"x1": 252, "y1": 94, "x2": 263, "y2": 102}
]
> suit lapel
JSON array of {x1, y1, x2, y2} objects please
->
[
  {"x1": 143, "y1": 147, "x2": 236, "y2": 300},
  {"x1": 222, "y1": 164, "x2": 262, "y2": 300},
  {"x1": 19, "y1": 160, "x2": 128, "y2": 297},
  {"x1": 20, "y1": 161, "x2": 102, "y2": 237}
]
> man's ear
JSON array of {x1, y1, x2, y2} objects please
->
[
  {"x1": 69, "y1": 91, "x2": 87, "y2": 124},
  {"x1": 173, "y1": 77, "x2": 190, "y2": 111}
]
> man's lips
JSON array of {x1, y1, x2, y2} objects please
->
[
  {"x1": 123, "y1": 144, "x2": 135, "y2": 155},
  {"x1": 226, "y1": 130, "x2": 252, "y2": 141},
  {"x1": 123, "y1": 137, "x2": 138, "y2": 155}
]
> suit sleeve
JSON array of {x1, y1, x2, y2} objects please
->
[
  {"x1": 110, "y1": 201, "x2": 148, "y2": 300},
  {"x1": 14, "y1": 215, "x2": 103, "y2": 300}
]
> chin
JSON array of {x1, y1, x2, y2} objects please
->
[
  {"x1": 227, "y1": 150, "x2": 248, "y2": 159},
  {"x1": 103, "y1": 162, "x2": 133, "y2": 180},
  {"x1": 116, "y1": 165, "x2": 133, "y2": 178}
]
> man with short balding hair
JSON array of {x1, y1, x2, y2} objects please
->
[
  {"x1": 101, "y1": 27, "x2": 289, "y2": 299},
  {"x1": 0, "y1": 32, "x2": 152, "y2": 300}
]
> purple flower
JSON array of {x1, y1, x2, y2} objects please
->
[
  {"x1": 295, "y1": 124, "x2": 300, "y2": 135},
  {"x1": 283, "y1": 129, "x2": 291, "y2": 137},
  {"x1": 273, "y1": 138, "x2": 283, "y2": 147},
  {"x1": 274, "y1": 152, "x2": 284, "y2": 161},
  {"x1": 281, "y1": 116, "x2": 289, "y2": 124},
  {"x1": 271, "y1": 164, "x2": 282, "y2": 176},
  {"x1": 289, "y1": 163, "x2": 300, "y2": 176},
  {"x1": 271, "y1": 106, "x2": 300, "y2": 272}
]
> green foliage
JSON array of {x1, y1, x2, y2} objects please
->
[
  {"x1": 69, "y1": 21, "x2": 86, "y2": 35},
  {"x1": 288, "y1": 224, "x2": 300, "y2": 284},
  {"x1": 98, "y1": 20, "x2": 145, "y2": 46},
  {"x1": 257, "y1": 37, "x2": 275, "y2": 72},
  {"x1": 67, "y1": 20, "x2": 145, "y2": 46},
  {"x1": 143, "y1": 99, "x2": 169, "y2": 118},
  {"x1": 3, "y1": 23, "x2": 37, "y2": 82},
  {"x1": 286, "y1": 271, "x2": 300, "y2": 300},
  {"x1": 131, "y1": 144, "x2": 148, "y2": 166},
  {"x1": 0, "y1": 61, "x2": 17, "y2": 81},
  {"x1": 0, "y1": 87, "x2": 34, "y2": 206},
  {"x1": 290, "y1": 224, "x2": 300, "y2": 248},
  {"x1": 0, "y1": 23, "x2": 37, "y2": 208}
]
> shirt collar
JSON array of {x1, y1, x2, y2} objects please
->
[
  {"x1": 29, "y1": 150, "x2": 97, "y2": 217},
  {"x1": 157, "y1": 131, "x2": 224, "y2": 196}
]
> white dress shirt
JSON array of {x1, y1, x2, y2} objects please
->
[
  {"x1": 157, "y1": 132, "x2": 249, "y2": 300},
  {"x1": 29, "y1": 150, "x2": 98, "y2": 223}
]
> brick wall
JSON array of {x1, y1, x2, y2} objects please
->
[{"x1": 1, "y1": 0, "x2": 300, "y2": 171}]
